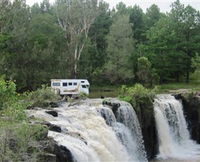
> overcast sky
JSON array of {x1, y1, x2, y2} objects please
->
[{"x1": 26, "y1": 0, "x2": 200, "y2": 12}]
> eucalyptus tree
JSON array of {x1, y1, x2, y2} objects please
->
[{"x1": 55, "y1": 0, "x2": 100, "y2": 78}]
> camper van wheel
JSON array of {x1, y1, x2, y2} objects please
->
[{"x1": 67, "y1": 94, "x2": 72, "y2": 98}]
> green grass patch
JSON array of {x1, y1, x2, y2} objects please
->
[
  {"x1": 89, "y1": 85, "x2": 120, "y2": 98},
  {"x1": 157, "y1": 82, "x2": 200, "y2": 93}
]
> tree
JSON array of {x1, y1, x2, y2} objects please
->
[
  {"x1": 105, "y1": 14, "x2": 134, "y2": 83},
  {"x1": 145, "y1": 1, "x2": 200, "y2": 83},
  {"x1": 82, "y1": 1, "x2": 112, "y2": 82},
  {"x1": 145, "y1": 4, "x2": 163, "y2": 30},
  {"x1": 129, "y1": 5, "x2": 145, "y2": 44},
  {"x1": 55, "y1": 0, "x2": 100, "y2": 78},
  {"x1": 191, "y1": 53, "x2": 200, "y2": 81},
  {"x1": 136, "y1": 57, "x2": 159, "y2": 87},
  {"x1": 170, "y1": 0, "x2": 200, "y2": 82}
]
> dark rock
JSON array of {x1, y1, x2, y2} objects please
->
[
  {"x1": 179, "y1": 93, "x2": 200, "y2": 143},
  {"x1": 54, "y1": 145, "x2": 74, "y2": 162},
  {"x1": 43, "y1": 122, "x2": 62, "y2": 133},
  {"x1": 9, "y1": 138, "x2": 18, "y2": 152},
  {"x1": 50, "y1": 102, "x2": 60, "y2": 108},
  {"x1": 135, "y1": 100, "x2": 158, "y2": 160},
  {"x1": 46, "y1": 111, "x2": 58, "y2": 117},
  {"x1": 102, "y1": 100, "x2": 120, "y2": 114}
]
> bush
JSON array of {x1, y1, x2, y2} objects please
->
[
  {"x1": 26, "y1": 85, "x2": 61, "y2": 108},
  {"x1": 119, "y1": 84, "x2": 156, "y2": 109},
  {"x1": 0, "y1": 123, "x2": 48, "y2": 162},
  {"x1": 0, "y1": 80, "x2": 49, "y2": 162},
  {"x1": 0, "y1": 79, "x2": 16, "y2": 109}
]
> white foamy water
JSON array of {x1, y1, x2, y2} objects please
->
[
  {"x1": 28, "y1": 99, "x2": 147, "y2": 162},
  {"x1": 154, "y1": 94, "x2": 200, "y2": 160}
]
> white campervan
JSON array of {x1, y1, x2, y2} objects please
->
[{"x1": 51, "y1": 79, "x2": 90, "y2": 96}]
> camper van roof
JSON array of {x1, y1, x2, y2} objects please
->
[{"x1": 51, "y1": 79, "x2": 89, "y2": 84}]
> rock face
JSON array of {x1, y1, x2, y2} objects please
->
[
  {"x1": 134, "y1": 100, "x2": 158, "y2": 160},
  {"x1": 175, "y1": 93, "x2": 200, "y2": 143},
  {"x1": 54, "y1": 145, "x2": 74, "y2": 162}
]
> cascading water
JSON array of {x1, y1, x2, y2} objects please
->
[
  {"x1": 115, "y1": 101, "x2": 147, "y2": 161},
  {"x1": 154, "y1": 94, "x2": 200, "y2": 160},
  {"x1": 28, "y1": 99, "x2": 147, "y2": 162},
  {"x1": 98, "y1": 101, "x2": 147, "y2": 162}
]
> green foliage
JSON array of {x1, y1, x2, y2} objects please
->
[
  {"x1": 26, "y1": 85, "x2": 61, "y2": 108},
  {"x1": 119, "y1": 84, "x2": 156, "y2": 109},
  {"x1": 0, "y1": 79, "x2": 16, "y2": 109},
  {"x1": 136, "y1": 57, "x2": 159, "y2": 87},
  {"x1": 0, "y1": 0, "x2": 200, "y2": 90},
  {"x1": 0, "y1": 79, "x2": 48, "y2": 162},
  {"x1": 105, "y1": 14, "x2": 134, "y2": 83},
  {"x1": 0, "y1": 123, "x2": 47, "y2": 162},
  {"x1": 191, "y1": 53, "x2": 200, "y2": 82}
]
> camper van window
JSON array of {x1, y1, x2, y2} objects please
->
[
  {"x1": 73, "y1": 82, "x2": 77, "y2": 86},
  {"x1": 63, "y1": 83, "x2": 67, "y2": 87},
  {"x1": 81, "y1": 81, "x2": 85, "y2": 83},
  {"x1": 53, "y1": 82, "x2": 60, "y2": 86},
  {"x1": 69, "y1": 82, "x2": 72, "y2": 86},
  {"x1": 82, "y1": 85, "x2": 86, "y2": 88}
]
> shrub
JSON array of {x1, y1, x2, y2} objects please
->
[
  {"x1": 26, "y1": 85, "x2": 61, "y2": 108},
  {"x1": 0, "y1": 79, "x2": 16, "y2": 109},
  {"x1": 119, "y1": 84, "x2": 156, "y2": 109},
  {"x1": 0, "y1": 123, "x2": 48, "y2": 162}
]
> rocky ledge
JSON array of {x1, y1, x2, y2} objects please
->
[{"x1": 174, "y1": 92, "x2": 200, "y2": 143}]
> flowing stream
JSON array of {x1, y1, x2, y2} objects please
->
[
  {"x1": 154, "y1": 94, "x2": 200, "y2": 160},
  {"x1": 28, "y1": 99, "x2": 147, "y2": 162}
]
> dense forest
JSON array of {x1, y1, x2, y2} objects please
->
[{"x1": 1, "y1": 0, "x2": 200, "y2": 91}]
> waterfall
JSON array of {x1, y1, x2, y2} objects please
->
[
  {"x1": 98, "y1": 101, "x2": 147, "y2": 162},
  {"x1": 28, "y1": 99, "x2": 147, "y2": 162},
  {"x1": 115, "y1": 101, "x2": 147, "y2": 162},
  {"x1": 154, "y1": 94, "x2": 200, "y2": 160}
]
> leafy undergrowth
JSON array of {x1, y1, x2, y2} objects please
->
[
  {"x1": 118, "y1": 84, "x2": 156, "y2": 110},
  {"x1": 0, "y1": 79, "x2": 58, "y2": 161},
  {"x1": 25, "y1": 85, "x2": 61, "y2": 108}
]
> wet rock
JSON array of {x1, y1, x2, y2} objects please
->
[
  {"x1": 46, "y1": 111, "x2": 58, "y2": 117},
  {"x1": 50, "y1": 102, "x2": 60, "y2": 108},
  {"x1": 43, "y1": 122, "x2": 62, "y2": 133},
  {"x1": 134, "y1": 100, "x2": 158, "y2": 160},
  {"x1": 102, "y1": 100, "x2": 120, "y2": 114},
  {"x1": 54, "y1": 145, "x2": 74, "y2": 162},
  {"x1": 178, "y1": 93, "x2": 200, "y2": 143}
]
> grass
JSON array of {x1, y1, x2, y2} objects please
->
[
  {"x1": 89, "y1": 85, "x2": 120, "y2": 98},
  {"x1": 89, "y1": 81, "x2": 200, "y2": 98},
  {"x1": 157, "y1": 81, "x2": 200, "y2": 93}
]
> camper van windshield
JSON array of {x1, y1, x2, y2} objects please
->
[
  {"x1": 53, "y1": 82, "x2": 60, "y2": 86},
  {"x1": 82, "y1": 85, "x2": 86, "y2": 88}
]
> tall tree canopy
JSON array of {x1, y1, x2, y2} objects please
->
[
  {"x1": 105, "y1": 14, "x2": 134, "y2": 83},
  {"x1": 0, "y1": 0, "x2": 200, "y2": 90}
]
